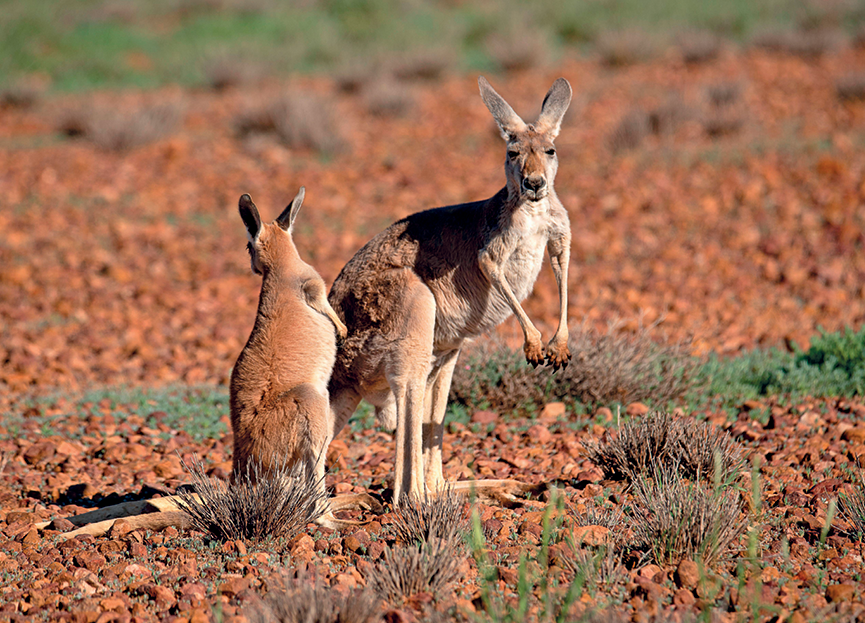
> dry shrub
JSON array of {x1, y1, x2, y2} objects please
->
[
  {"x1": 368, "y1": 538, "x2": 462, "y2": 603},
  {"x1": 1, "y1": 76, "x2": 47, "y2": 109},
  {"x1": 836, "y1": 73, "x2": 865, "y2": 101},
  {"x1": 648, "y1": 97, "x2": 692, "y2": 136},
  {"x1": 60, "y1": 102, "x2": 182, "y2": 151},
  {"x1": 677, "y1": 30, "x2": 722, "y2": 64},
  {"x1": 706, "y1": 82, "x2": 741, "y2": 108},
  {"x1": 450, "y1": 320, "x2": 700, "y2": 414},
  {"x1": 563, "y1": 320, "x2": 699, "y2": 407},
  {"x1": 607, "y1": 109, "x2": 650, "y2": 152},
  {"x1": 362, "y1": 77, "x2": 415, "y2": 118},
  {"x1": 250, "y1": 573, "x2": 380, "y2": 623},
  {"x1": 203, "y1": 55, "x2": 263, "y2": 91},
  {"x1": 559, "y1": 543, "x2": 627, "y2": 592},
  {"x1": 584, "y1": 411, "x2": 677, "y2": 481},
  {"x1": 840, "y1": 467, "x2": 865, "y2": 538},
  {"x1": 673, "y1": 418, "x2": 744, "y2": 483},
  {"x1": 235, "y1": 93, "x2": 344, "y2": 154},
  {"x1": 334, "y1": 61, "x2": 379, "y2": 94},
  {"x1": 596, "y1": 29, "x2": 656, "y2": 67},
  {"x1": 751, "y1": 28, "x2": 842, "y2": 58},
  {"x1": 485, "y1": 31, "x2": 550, "y2": 73},
  {"x1": 176, "y1": 456, "x2": 326, "y2": 542},
  {"x1": 572, "y1": 504, "x2": 624, "y2": 531},
  {"x1": 631, "y1": 463, "x2": 747, "y2": 566},
  {"x1": 703, "y1": 110, "x2": 743, "y2": 137},
  {"x1": 391, "y1": 487, "x2": 468, "y2": 548},
  {"x1": 391, "y1": 49, "x2": 454, "y2": 82},
  {"x1": 584, "y1": 412, "x2": 744, "y2": 483}
]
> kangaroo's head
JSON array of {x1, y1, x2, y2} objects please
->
[
  {"x1": 238, "y1": 187, "x2": 306, "y2": 276},
  {"x1": 479, "y1": 76, "x2": 572, "y2": 203}
]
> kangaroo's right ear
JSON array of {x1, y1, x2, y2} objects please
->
[
  {"x1": 276, "y1": 186, "x2": 305, "y2": 231},
  {"x1": 239, "y1": 194, "x2": 261, "y2": 240},
  {"x1": 479, "y1": 76, "x2": 527, "y2": 140}
]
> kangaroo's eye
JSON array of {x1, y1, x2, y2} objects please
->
[
  {"x1": 507, "y1": 150, "x2": 519, "y2": 160},
  {"x1": 545, "y1": 148, "x2": 556, "y2": 156}
]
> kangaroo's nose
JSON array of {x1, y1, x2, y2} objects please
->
[{"x1": 523, "y1": 177, "x2": 546, "y2": 192}]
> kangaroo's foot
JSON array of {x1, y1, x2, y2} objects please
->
[
  {"x1": 449, "y1": 479, "x2": 547, "y2": 507},
  {"x1": 316, "y1": 492, "x2": 384, "y2": 529}
]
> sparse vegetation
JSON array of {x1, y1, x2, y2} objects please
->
[
  {"x1": 59, "y1": 102, "x2": 183, "y2": 151},
  {"x1": 837, "y1": 72, "x2": 865, "y2": 101},
  {"x1": 451, "y1": 320, "x2": 701, "y2": 415},
  {"x1": 677, "y1": 30, "x2": 723, "y2": 64},
  {"x1": 607, "y1": 109, "x2": 651, "y2": 152},
  {"x1": 235, "y1": 92, "x2": 343, "y2": 154},
  {"x1": 362, "y1": 77, "x2": 415, "y2": 118},
  {"x1": 176, "y1": 455, "x2": 326, "y2": 542},
  {"x1": 630, "y1": 463, "x2": 747, "y2": 566},
  {"x1": 391, "y1": 488, "x2": 468, "y2": 548},
  {"x1": 596, "y1": 29, "x2": 657, "y2": 67},
  {"x1": 584, "y1": 411, "x2": 744, "y2": 484},
  {"x1": 840, "y1": 466, "x2": 865, "y2": 539},
  {"x1": 250, "y1": 574, "x2": 381, "y2": 623},
  {"x1": 368, "y1": 538, "x2": 463, "y2": 603}
]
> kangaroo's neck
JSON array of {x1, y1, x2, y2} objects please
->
[
  {"x1": 499, "y1": 185, "x2": 557, "y2": 216},
  {"x1": 256, "y1": 270, "x2": 298, "y2": 319}
]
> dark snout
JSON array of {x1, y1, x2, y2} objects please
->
[{"x1": 522, "y1": 176, "x2": 547, "y2": 199}]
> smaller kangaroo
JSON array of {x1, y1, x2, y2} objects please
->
[{"x1": 230, "y1": 187, "x2": 347, "y2": 490}]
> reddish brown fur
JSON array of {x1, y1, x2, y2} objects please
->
[
  {"x1": 230, "y1": 190, "x2": 347, "y2": 486},
  {"x1": 328, "y1": 77, "x2": 573, "y2": 503}
]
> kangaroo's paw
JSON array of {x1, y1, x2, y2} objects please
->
[
  {"x1": 524, "y1": 339, "x2": 546, "y2": 368},
  {"x1": 545, "y1": 339, "x2": 571, "y2": 371}
]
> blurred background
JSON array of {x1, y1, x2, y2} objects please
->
[{"x1": 1, "y1": 0, "x2": 865, "y2": 397}]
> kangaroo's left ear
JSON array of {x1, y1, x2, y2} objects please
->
[
  {"x1": 276, "y1": 186, "x2": 305, "y2": 231},
  {"x1": 535, "y1": 78, "x2": 572, "y2": 139},
  {"x1": 239, "y1": 194, "x2": 262, "y2": 240}
]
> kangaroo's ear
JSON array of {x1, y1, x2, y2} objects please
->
[
  {"x1": 238, "y1": 194, "x2": 261, "y2": 240},
  {"x1": 536, "y1": 78, "x2": 572, "y2": 139},
  {"x1": 478, "y1": 76, "x2": 527, "y2": 140},
  {"x1": 276, "y1": 186, "x2": 305, "y2": 231}
]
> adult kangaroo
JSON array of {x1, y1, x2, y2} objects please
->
[{"x1": 328, "y1": 76, "x2": 573, "y2": 504}]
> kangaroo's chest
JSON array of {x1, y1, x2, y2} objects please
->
[{"x1": 503, "y1": 210, "x2": 549, "y2": 300}]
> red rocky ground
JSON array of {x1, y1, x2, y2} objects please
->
[{"x1": 1, "y1": 45, "x2": 865, "y2": 621}]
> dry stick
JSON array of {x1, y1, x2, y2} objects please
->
[{"x1": 36, "y1": 491, "x2": 386, "y2": 539}]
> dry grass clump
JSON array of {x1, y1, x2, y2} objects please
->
[
  {"x1": 1, "y1": 76, "x2": 47, "y2": 109},
  {"x1": 362, "y1": 77, "x2": 415, "y2": 118},
  {"x1": 584, "y1": 411, "x2": 678, "y2": 481},
  {"x1": 648, "y1": 97, "x2": 692, "y2": 136},
  {"x1": 559, "y1": 543, "x2": 627, "y2": 592},
  {"x1": 584, "y1": 412, "x2": 744, "y2": 483},
  {"x1": 677, "y1": 30, "x2": 722, "y2": 64},
  {"x1": 391, "y1": 488, "x2": 468, "y2": 548},
  {"x1": 839, "y1": 467, "x2": 865, "y2": 538},
  {"x1": 596, "y1": 29, "x2": 656, "y2": 67},
  {"x1": 706, "y1": 82, "x2": 741, "y2": 108},
  {"x1": 203, "y1": 55, "x2": 263, "y2": 91},
  {"x1": 607, "y1": 109, "x2": 650, "y2": 152},
  {"x1": 368, "y1": 538, "x2": 462, "y2": 603},
  {"x1": 450, "y1": 320, "x2": 700, "y2": 415},
  {"x1": 391, "y1": 48, "x2": 454, "y2": 82},
  {"x1": 751, "y1": 28, "x2": 842, "y2": 58},
  {"x1": 250, "y1": 574, "x2": 381, "y2": 623},
  {"x1": 630, "y1": 463, "x2": 747, "y2": 566},
  {"x1": 485, "y1": 31, "x2": 550, "y2": 73},
  {"x1": 563, "y1": 320, "x2": 699, "y2": 407},
  {"x1": 673, "y1": 419, "x2": 744, "y2": 483},
  {"x1": 176, "y1": 456, "x2": 326, "y2": 542},
  {"x1": 836, "y1": 73, "x2": 865, "y2": 101},
  {"x1": 703, "y1": 111, "x2": 743, "y2": 138},
  {"x1": 60, "y1": 102, "x2": 182, "y2": 152},
  {"x1": 235, "y1": 92, "x2": 344, "y2": 154}
]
